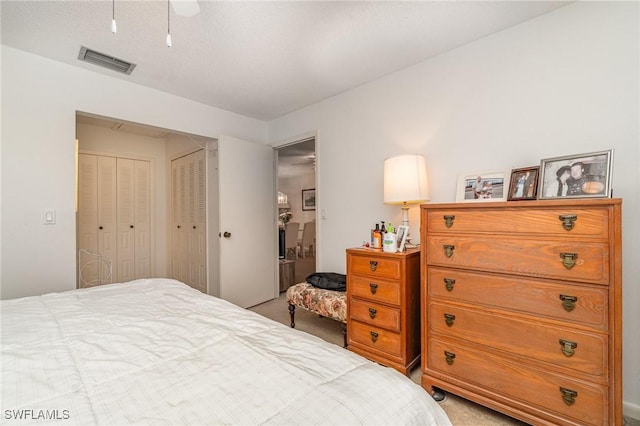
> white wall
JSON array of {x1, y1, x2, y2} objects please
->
[
  {"x1": 279, "y1": 172, "x2": 316, "y2": 226},
  {"x1": 269, "y1": 1, "x2": 640, "y2": 415},
  {"x1": 1, "y1": 46, "x2": 267, "y2": 299}
]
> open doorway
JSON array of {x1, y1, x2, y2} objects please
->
[{"x1": 276, "y1": 138, "x2": 316, "y2": 289}]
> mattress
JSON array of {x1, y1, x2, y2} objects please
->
[{"x1": 1, "y1": 278, "x2": 450, "y2": 425}]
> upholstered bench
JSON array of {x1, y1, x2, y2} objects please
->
[{"x1": 286, "y1": 282, "x2": 347, "y2": 347}]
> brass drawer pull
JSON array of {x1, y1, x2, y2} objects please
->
[
  {"x1": 368, "y1": 308, "x2": 377, "y2": 319},
  {"x1": 444, "y1": 351, "x2": 456, "y2": 365},
  {"x1": 559, "y1": 214, "x2": 577, "y2": 231},
  {"x1": 559, "y1": 339, "x2": 578, "y2": 357},
  {"x1": 369, "y1": 283, "x2": 378, "y2": 294},
  {"x1": 444, "y1": 278, "x2": 456, "y2": 291},
  {"x1": 444, "y1": 215, "x2": 455, "y2": 228},
  {"x1": 560, "y1": 252, "x2": 578, "y2": 269},
  {"x1": 369, "y1": 260, "x2": 378, "y2": 271},
  {"x1": 560, "y1": 387, "x2": 578, "y2": 406},
  {"x1": 370, "y1": 331, "x2": 379, "y2": 343},
  {"x1": 443, "y1": 244, "x2": 455, "y2": 258},
  {"x1": 559, "y1": 294, "x2": 577, "y2": 312},
  {"x1": 444, "y1": 313, "x2": 456, "y2": 327}
]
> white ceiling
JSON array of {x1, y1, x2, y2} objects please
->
[{"x1": 1, "y1": 1, "x2": 571, "y2": 121}]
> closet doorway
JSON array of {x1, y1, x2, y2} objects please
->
[
  {"x1": 76, "y1": 114, "x2": 277, "y2": 307},
  {"x1": 75, "y1": 113, "x2": 212, "y2": 291},
  {"x1": 277, "y1": 137, "x2": 316, "y2": 286}
]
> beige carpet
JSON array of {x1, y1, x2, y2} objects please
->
[{"x1": 249, "y1": 292, "x2": 529, "y2": 426}]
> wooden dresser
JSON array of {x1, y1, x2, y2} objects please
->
[
  {"x1": 420, "y1": 199, "x2": 622, "y2": 426},
  {"x1": 346, "y1": 247, "x2": 421, "y2": 375}
]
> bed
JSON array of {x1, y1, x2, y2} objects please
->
[{"x1": 1, "y1": 278, "x2": 450, "y2": 425}]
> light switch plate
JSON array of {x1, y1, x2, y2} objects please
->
[{"x1": 43, "y1": 209, "x2": 56, "y2": 225}]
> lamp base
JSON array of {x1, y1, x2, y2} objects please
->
[{"x1": 400, "y1": 205, "x2": 419, "y2": 248}]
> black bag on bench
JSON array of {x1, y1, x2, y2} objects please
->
[{"x1": 306, "y1": 272, "x2": 347, "y2": 292}]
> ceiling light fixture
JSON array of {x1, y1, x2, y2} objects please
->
[
  {"x1": 166, "y1": 0, "x2": 172, "y2": 47},
  {"x1": 111, "y1": 0, "x2": 117, "y2": 33}
]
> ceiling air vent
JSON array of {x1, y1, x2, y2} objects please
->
[{"x1": 78, "y1": 46, "x2": 136, "y2": 75}]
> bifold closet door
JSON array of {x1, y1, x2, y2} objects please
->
[
  {"x1": 78, "y1": 153, "x2": 151, "y2": 286},
  {"x1": 189, "y1": 150, "x2": 206, "y2": 292},
  {"x1": 116, "y1": 158, "x2": 151, "y2": 282},
  {"x1": 170, "y1": 150, "x2": 206, "y2": 293},
  {"x1": 171, "y1": 155, "x2": 189, "y2": 284}
]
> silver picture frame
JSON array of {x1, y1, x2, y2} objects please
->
[{"x1": 539, "y1": 150, "x2": 614, "y2": 199}]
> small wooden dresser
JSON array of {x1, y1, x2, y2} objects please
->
[
  {"x1": 420, "y1": 199, "x2": 622, "y2": 425},
  {"x1": 346, "y1": 247, "x2": 421, "y2": 375}
]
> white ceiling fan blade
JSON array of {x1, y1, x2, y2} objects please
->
[{"x1": 170, "y1": 0, "x2": 200, "y2": 17}]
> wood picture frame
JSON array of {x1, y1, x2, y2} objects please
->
[
  {"x1": 539, "y1": 150, "x2": 614, "y2": 199},
  {"x1": 302, "y1": 188, "x2": 316, "y2": 210},
  {"x1": 507, "y1": 166, "x2": 540, "y2": 201},
  {"x1": 456, "y1": 170, "x2": 509, "y2": 202}
]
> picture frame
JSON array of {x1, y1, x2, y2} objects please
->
[
  {"x1": 507, "y1": 166, "x2": 540, "y2": 201},
  {"x1": 539, "y1": 150, "x2": 614, "y2": 200},
  {"x1": 301, "y1": 188, "x2": 316, "y2": 210},
  {"x1": 396, "y1": 225, "x2": 409, "y2": 252},
  {"x1": 456, "y1": 170, "x2": 509, "y2": 202}
]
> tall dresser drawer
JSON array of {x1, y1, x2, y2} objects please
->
[
  {"x1": 349, "y1": 275, "x2": 401, "y2": 305},
  {"x1": 427, "y1": 267, "x2": 608, "y2": 329},
  {"x1": 426, "y1": 207, "x2": 609, "y2": 238},
  {"x1": 349, "y1": 298, "x2": 400, "y2": 332},
  {"x1": 428, "y1": 302, "x2": 607, "y2": 377},
  {"x1": 350, "y1": 320, "x2": 402, "y2": 358},
  {"x1": 428, "y1": 338, "x2": 606, "y2": 426},
  {"x1": 426, "y1": 236, "x2": 609, "y2": 284},
  {"x1": 348, "y1": 255, "x2": 401, "y2": 280}
]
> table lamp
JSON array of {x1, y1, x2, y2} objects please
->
[{"x1": 383, "y1": 154, "x2": 430, "y2": 237}]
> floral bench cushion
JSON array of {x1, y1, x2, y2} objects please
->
[{"x1": 286, "y1": 282, "x2": 346, "y2": 323}]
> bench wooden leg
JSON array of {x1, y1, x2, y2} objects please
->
[
  {"x1": 288, "y1": 304, "x2": 296, "y2": 328},
  {"x1": 342, "y1": 322, "x2": 347, "y2": 348}
]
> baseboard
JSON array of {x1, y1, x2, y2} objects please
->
[{"x1": 624, "y1": 400, "x2": 640, "y2": 421}]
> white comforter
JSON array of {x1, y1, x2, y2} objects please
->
[{"x1": 1, "y1": 279, "x2": 450, "y2": 425}]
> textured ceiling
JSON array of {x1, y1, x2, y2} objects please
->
[{"x1": 2, "y1": 1, "x2": 571, "y2": 121}]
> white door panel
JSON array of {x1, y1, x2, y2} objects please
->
[
  {"x1": 218, "y1": 136, "x2": 276, "y2": 308},
  {"x1": 97, "y1": 156, "x2": 117, "y2": 279}
]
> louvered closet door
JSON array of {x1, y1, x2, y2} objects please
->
[
  {"x1": 78, "y1": 154, "x2": 152, "y2": 287},
  {"x1": 116, "y1": 158, "x2": 151, "y2": 282},
  {"x1": 97, "y1": 156, "x2": 118, "y2": 280},
  {"x1": 171, "y1": 155, "x2": 190, "y2": 284},
  {"x1": 170, "y1": 159, "x2": 182, "y2": 282},
  {"x1": 133, "y1": 160, "x2": 151, "y2": 279},
  {"x1": 189, "y1": 150, "x2": 206, "y2": 292},
  {"x1": 77, "y1": 154, "x2": 99, "y2": 283},
  {"x1": 117, "y1": 158, "x2": 135, "y2": 282},
  {"x1": 170, "y1": 150, "x2": 206, "y2": 292}
]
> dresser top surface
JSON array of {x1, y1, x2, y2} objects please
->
[
  {"x1": 421, "y1": 198, "x2": 621, "y2": 210},
  {"x1": 347, "y1": 247, "x2": 420, "y2": 258}
]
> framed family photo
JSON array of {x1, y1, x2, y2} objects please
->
[
  {"x1": 301, "y1": 188, "x2": 316, "y2": 210},
  {"x1": 456, "y1": 170, "x2": 509, "y2": 202},
  {"x1": 539, "y1": 150, "x2": 614, "y2": 200},
  {"x1": 507, "y1": 166, "x2": 540, "y2": 201}
]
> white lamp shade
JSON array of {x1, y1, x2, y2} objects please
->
[{"x1": 383, "y1": 154, "x2": 430, "y2": 205}]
